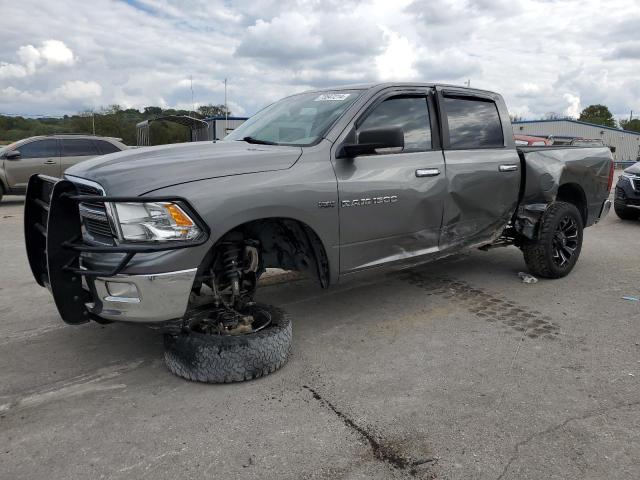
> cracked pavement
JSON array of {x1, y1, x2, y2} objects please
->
[{"x1": 1, "y1": 180, "x2": 639, "y2": 479}]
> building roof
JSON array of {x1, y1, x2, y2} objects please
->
[
  {"x1": 205, "y1": 116, "x2": 249, "y2": 121},
  {"x1": 513, "y1": 118, "x2": 640, "y2": 136}
]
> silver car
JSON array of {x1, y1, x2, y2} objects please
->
[{"x1": 0, "y1": 134, "x2": 126, "y2": 202}]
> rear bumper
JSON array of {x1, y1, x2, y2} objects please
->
[
  {"x1": 596, "y1": 199, "x2": 611, "y2": 222},
  {"x1": 88, "y1": 268, "x2": 197, "y2": 322}
]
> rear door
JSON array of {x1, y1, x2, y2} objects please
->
[
  {"x1": 3, "y1": 139, "x2": 60, "y2": 190},
  {"x1": 334, "y1": 89, "x2": 447, "y2": 273},
  {"x1": 60, "y1": 138, "x2": 100, "y2": 173},
  {"x1": 437, "y1": 88, "x2": 521, "y2": 248}
]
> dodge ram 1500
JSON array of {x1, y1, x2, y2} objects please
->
[{"x1": 24, "y1": 83, "x2": 613, "y2": 383}]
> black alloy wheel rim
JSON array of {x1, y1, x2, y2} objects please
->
[{"x1": 552, "y1": 215, "x2": 579, "y2": 267}]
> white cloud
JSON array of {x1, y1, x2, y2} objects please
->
[
  {"x1": 40, "y1": 40, "x2": 74, "y2": 65},
  {"x1": 376, "y1": 31, "x2": 418, "y2": 81},
  {"x1": 54, "y1": 80, "x2": 102, "y2": 100},
  {"x1": 563, "y1": 93, "x2": 581, "y2": 118},
  {"x1": 0, "y1": 40, "x2": 74, "y2": 80}
]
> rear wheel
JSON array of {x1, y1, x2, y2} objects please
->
[
  {"x1": 614, "y1": 199, "x2": 640, "y2": 220},
  {"x1": 0, "y1": 184, "x2": 4, "y2": 203},
  {"x1": 522, "y1": 201, "x2": 583, "y2": 279}
]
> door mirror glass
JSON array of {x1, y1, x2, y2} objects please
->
[
  {"x1": 340, "y1": 127, "x2": 405, "y2": 158},
  {"x1": 5, "y1": 150, "x2": 21, "y2": 160}
]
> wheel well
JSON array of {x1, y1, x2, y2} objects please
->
[
  {"x1": 208, "y1": 218, "x2": 330, "y2": 288},
  {"x1": 556, "y1": 183, "x2": 587, "y2": 225}
]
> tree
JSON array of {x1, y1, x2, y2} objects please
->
[
  {"x1": 197, "y1": 104, "x2": 230, "y2": 118},
  {"x1": 578, "y1": 104, "x2": 616, "y2": 128},
  {"x1": 620, "y1": 118, "x2": 640, "y2": 133},
  {"x1": 144, "y1": 106, "x2": 162, "y2": 116},
  {"x1": 544, "y1": 112, "x2": 565, "y2": 120}
]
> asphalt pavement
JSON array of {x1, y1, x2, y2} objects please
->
[{"x1": 1, "y1": 182, "x2": 638, "y2": 479}]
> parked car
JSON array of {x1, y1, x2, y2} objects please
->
[
  {"x1": 569, "y1": 138, "x2": 605, "y2": 147},
  {"x1": 514, "y1": 134, "x2": 551, "y2": 146},
  {"x1": 614, "y1": 161, "x2": 640, "y2": 220},
  {"x1": 24, "y1": 83, "x2": 613, "y2": 383},
  {"x1": 0, "y1": 134, "x2": 126, "y2": 202}
]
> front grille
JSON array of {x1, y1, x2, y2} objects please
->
[{"x1": 73, "y1": 181, "x2": 115, "y2": 245}]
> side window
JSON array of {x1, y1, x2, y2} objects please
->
[
  {"x1": 94, "y1": 140, "x2": 120, "y2": 154},
  {"x1": 443, "y1": 96, "x2": 504, "y2": 149},
  {"x1": 359, "y1": 97, "x2": 431, "y2": 153},
  {"x1": 17, "y1": 139, "x2": 58, "y2": 158},
  {"x1": 61, "y1": 139, "x2": 99, "y2": 157}
]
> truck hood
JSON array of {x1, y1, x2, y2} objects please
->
[
  {"x1": 624, "y1": 162, "x2": 640, "y2": 175},
  {"x1": 66, "y1": 141, "x2": 303, "y2": 195}
]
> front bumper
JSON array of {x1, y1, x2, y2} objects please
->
[
  {"x1": 24, "y1": 175, "x2": 208, "y2": 325},
  {"x1": 616, "y1": 175, "x2": 640, "y2": 208},
  {"x1": 88, "y1": 268, "x2": 197, "y2": 322}
]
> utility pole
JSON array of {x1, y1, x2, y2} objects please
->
[
  {"x1": 190, "y1": 75, "x2": 195, "y2": 118},
  {"x1": 92, "y1": 112, "x2": 95, "y2": 135},
  {"x1": 465, "y1": 79, "x2": 471, "y2": 87},
  {"x1": 224, "y1": 78, "x2": 228, "y2": 137}
]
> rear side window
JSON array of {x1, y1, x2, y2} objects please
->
[
  {"x1": 444, "y1": 97, "x2": 503, "y2": 149},
  {"x1": 61, "y1": 139, "x2": 99, "y2": 157},
  {"x1": 94, "y1": 140, "x2": 120, "y2": 154},
  {"x1": 359, "y1": 96, "x2": 432, "y2": 152},
  {"x1": 17, "y1": 139, "x2": 58, "y2": 158}
]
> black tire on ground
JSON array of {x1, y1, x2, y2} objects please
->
[
  {"x1": 164, "y1": 303, "x2": 292, "y2": 383},
  {"x1": 522, "y1": 201, "x2": 583, "y2": 279},
  {"x1": 614, "y1": 200, "x2": 640, "y2": 220},
  {"x1": 0, "y1": 184, "x2": 4, "y2": 203}
]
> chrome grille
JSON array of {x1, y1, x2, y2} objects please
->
[{"x1": 72, "y1": 180, "x2": 115, "y2": 245}]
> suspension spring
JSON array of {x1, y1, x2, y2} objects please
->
[
  {"x1": 221, "y1": 242, "x2": 243, "y2": 298},
  {"x1": 222, "y1": 243, "x2": 243, "y2": 278}
]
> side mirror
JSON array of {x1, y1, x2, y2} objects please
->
[
  {"x1": 5, "y1": 150, "x2": 21, "y2": 160},
  {"x1": 609, "y1": 146, "x2": 616, "y2": 153},
  {"x1": 338, "y1": 127, "x2": 404, "y2": 158}
]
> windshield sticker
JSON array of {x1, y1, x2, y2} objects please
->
[{"x1": 314, "y1": 93, "x2": 351, "y2": 101}]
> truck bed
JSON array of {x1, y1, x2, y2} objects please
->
[{"x1": 516, "y1": 145, "x2": 613, "y2": 228}]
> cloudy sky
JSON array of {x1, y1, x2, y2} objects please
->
[{"x1": 1, "y1": 0, "x2": 638, "y2": 120}]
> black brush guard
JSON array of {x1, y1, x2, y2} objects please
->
[{"x1": 25, "y1": 175, "x2": 209, "y2": 325}]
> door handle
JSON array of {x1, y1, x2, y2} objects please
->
[
  {"x1": 499, "y1": 164, "x2": 519, "y2": 172},
  {"x1": 43, "y1": 160, "x2": 57, "y2": 165},
  {"x1": 415, "y1": 168, "x2": 441, "y2": 177}
]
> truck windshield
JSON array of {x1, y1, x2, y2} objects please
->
[{"x1": 225, "y1": 90, "x2": 362, "y2": 146}]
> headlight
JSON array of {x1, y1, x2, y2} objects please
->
[
  {"x1": 110, "y1": 201, "x2": 202, "y2": 242},
  {"x1": 621, "y1": 173, "x2": 638, "y2": 188}
]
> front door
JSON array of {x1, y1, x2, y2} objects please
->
[
  {"x1": 3, "y1": 139, "x2": 60, "y2": 190},
  {"x1": 334, "y1": 91, "x2": 446, "y2": 273}
]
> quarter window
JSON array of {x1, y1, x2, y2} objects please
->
[
  {"x1": 359, "y1": 97, "x2": 432, "y2": 152},
  {"x1": 444, "y1": 96, "x2": 503, "y2": 149},
  {"x1": 61, "y1": 139, "x2": 99, "y2": 157},
  {"x1": 94, "y1": 140, "x2": 120, "y2": 154},
  {"x1": 16, "y1": 139, "x2": 58, "y2": 158}
]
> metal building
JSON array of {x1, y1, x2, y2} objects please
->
[
  {"x1": 513, "y1": 119, "x2": 640, "y2": 164},
  {"x1": 136, "y1": 115, "x2": 248, "y2": 146},
  {"x1": 206, "y1": 116, "x2": 249, "y2": 141}
]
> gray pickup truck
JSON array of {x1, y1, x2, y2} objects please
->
[{"x1": 24, "y1": 83, "x2": 613, "y2": 383}]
